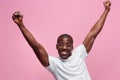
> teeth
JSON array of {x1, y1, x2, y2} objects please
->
[{"x1": 62, "y1": 52, "x2": 67, "y2": 54}]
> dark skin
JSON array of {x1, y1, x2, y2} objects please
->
[
  {"x1": 56, "y1": 36, "x2": 73, "y2": 59},
  {"x1": 12, "y1": 1, "x2": 111, "y2": 67}
]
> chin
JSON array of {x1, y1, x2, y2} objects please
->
[
  {"x1": 61, "y1": 57, "x2": 67, "y2": 59},
  {"x1": 61, "y1": 56, "x2": 69, "y2": 59}
]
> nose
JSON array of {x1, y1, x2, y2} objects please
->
[{"x1": 63, "y1": 45, "x2": 67, "y2": 50}]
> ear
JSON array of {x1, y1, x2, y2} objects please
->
[
  {"x1": 71, "y1": 45, "x2": 73, "y2": 50},
  {"x1": 56, "y1": 44, "x2": 58, "y2": 49}
]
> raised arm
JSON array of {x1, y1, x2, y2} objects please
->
[
  {"x1": 12, "y1": 11, "x2": 49, "y2": 67},
  {"x1": 83, "y1": 1, "x2": 111, "y2": 53}
]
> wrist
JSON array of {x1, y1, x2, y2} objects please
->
[
  {"x1": 17, "y1": 22, "x2": 24, "y2": 27},
  {"x1": 105, "y1": 8, "x2": 110, "y2": 12},
  {"x1": 105, "y1": 7, "x2": 110, "y2": 11}
]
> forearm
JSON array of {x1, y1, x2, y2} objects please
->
[
  {"x1": 17, "y1": 22, "x2": 40, "y2": 48},
  {"x1": 12, "y1": 11, "x2": 49, "y2": 67},
  {"x1": 83, "y1": 9, "x2": 110, "y2": 53},
  {"x1": 83, "y1": 1, "x2": 111, "y2": 53},
  {"x1": 91, "y1": 9, "x2": 110, "y2": 37}
]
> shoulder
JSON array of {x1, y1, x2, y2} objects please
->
[
  {"x1": 72, "y1": 43, "x2": 88, "y2": 58},
  {"x1": 45, "y1": 56, "x2": 61, "y2": 72},
  {"x1": 48, "y1": 56, "x2": 61, "y2": 65},
  {"x1": 73, "y1": 44, "x2": 87, "y2": 52}
]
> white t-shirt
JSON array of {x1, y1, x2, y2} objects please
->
[{"x1": 46, "y1": 44, "x2": 91, "y2": 80}]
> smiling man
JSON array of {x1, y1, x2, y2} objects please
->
[
  {"x1": 57, "y1": 34, "x2": 73, "y2": 59},
  {"x1": 12, "y1": 1, "x2": 111, "y2": 80},
  {"x1": 48, "y1": 34, "x2": 91, "y2": 79}
]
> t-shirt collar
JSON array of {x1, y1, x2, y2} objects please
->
[{"x1": 59, "y1": 53, "x2": 75, "y2": 62}]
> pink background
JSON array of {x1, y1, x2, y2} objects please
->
[{"x1": 0, "y1": 0, "x2": 120, "y2": 80}]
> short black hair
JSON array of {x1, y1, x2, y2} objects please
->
[{"x1": 57, "y1": 34, "x2": 73, "y2": 44}]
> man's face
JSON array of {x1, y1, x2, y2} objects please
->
[{"x1": 56, "y1": 36, "x2": 73, "y2": 59}]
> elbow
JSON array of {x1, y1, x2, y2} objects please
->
[{"x1": 30, "y1": 42, "x2": 41, "y2": 49}]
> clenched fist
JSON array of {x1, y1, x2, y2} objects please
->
[
  {"x1": 12, "y1": 11, "x2": 23, "y2": 25},
  {"x1": 103, "y1": 1, "x2": 111, "y2": 11}
]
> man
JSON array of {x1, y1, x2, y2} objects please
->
[{"x1": 12, "y1": 1, "x2": 111, "y2": 80}]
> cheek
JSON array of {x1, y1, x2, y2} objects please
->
[{"x1": 68, "y1": 47, "x2": 73, "y2": 50}]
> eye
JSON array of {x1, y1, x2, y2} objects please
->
[
  {"x1": 67, "y1": 43, "x2": 72, "y2": 47},
  {"x1": 58, "y1": 43, "x2": 63, "y2": 46}
]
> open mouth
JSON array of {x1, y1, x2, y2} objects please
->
[
  {"x1": 59, "y1": 51, "x2": 71, "y2": 59},
  {"x1": 61, "y1": 51, "x2": 68, "y2": 55}
]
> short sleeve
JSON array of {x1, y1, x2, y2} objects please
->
[
  {"x1": 73, "y1": 43, "x2": 88, "y2": 59},
  {"x1": 45, "y1": 56, "x2": 56, "y2": 73}
]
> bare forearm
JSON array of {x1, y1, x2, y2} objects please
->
[
  {"x1": 17, "y1": 22, "x2": 40, "y2": 48},
  {"x1": 91, "y1": 9, "x2": 110, "y2": 37},
  {"x1": 12, "y1": 11, "x2": 49, "y2": 67},
  {"x1": 83, "y1": 1, "x2": 111, "y2": 53}
]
